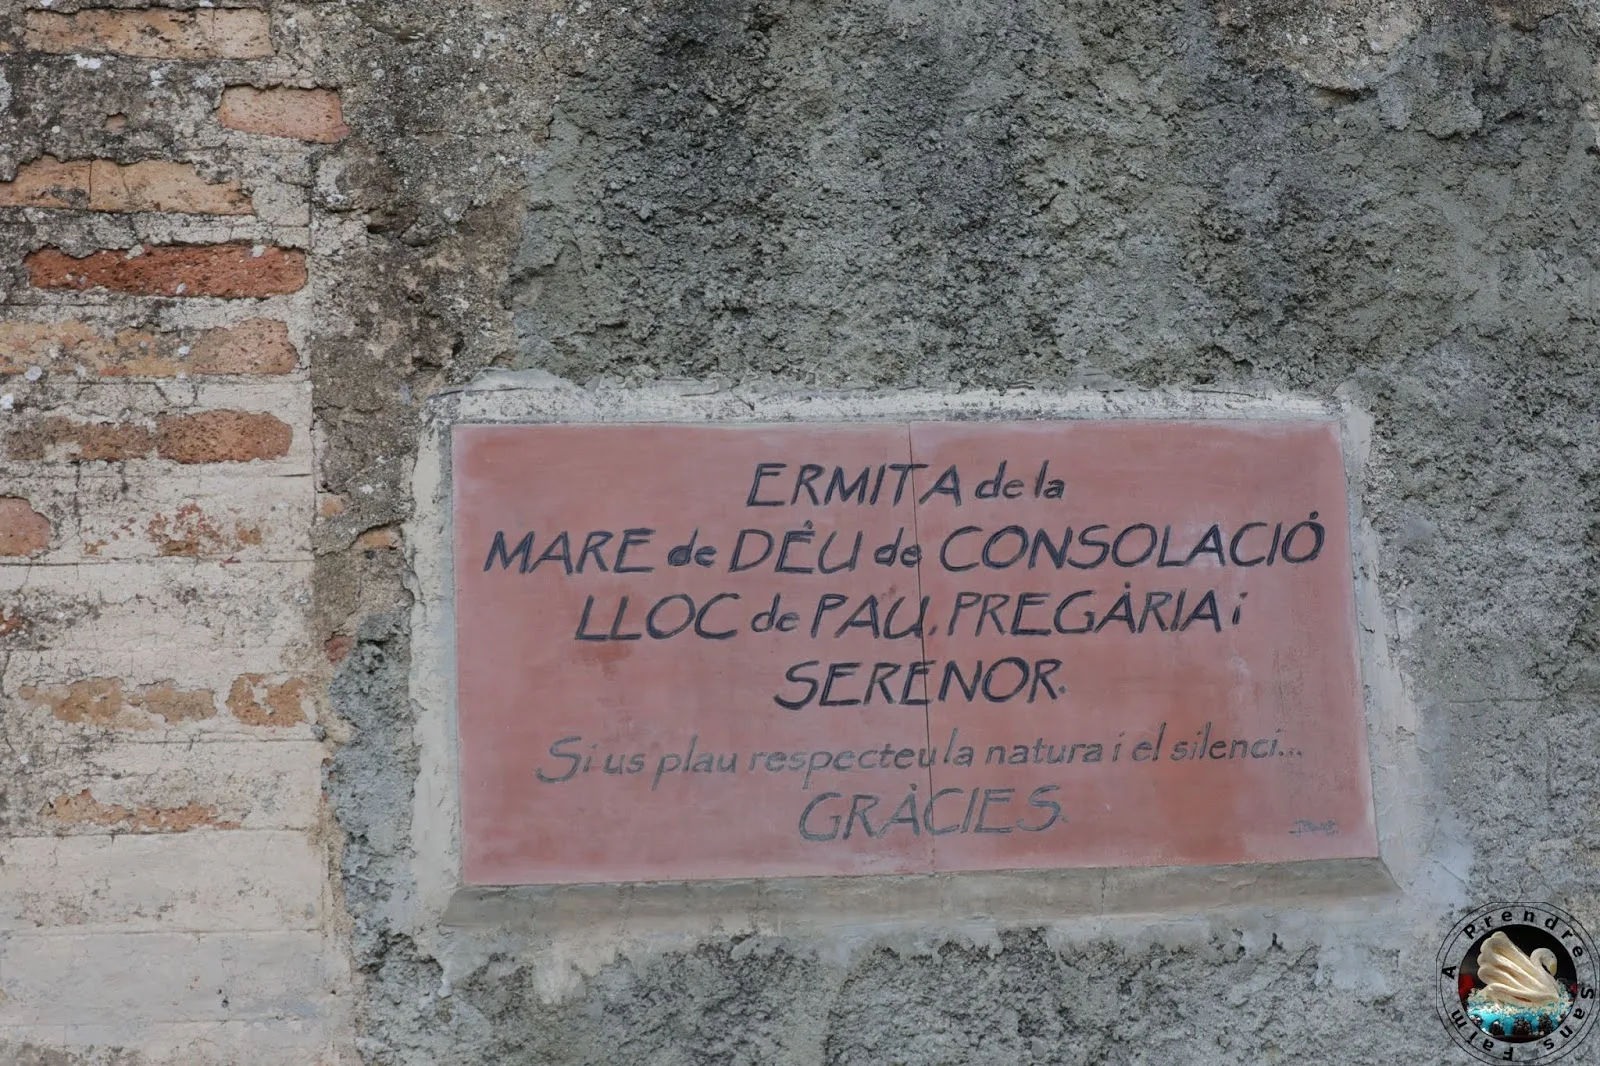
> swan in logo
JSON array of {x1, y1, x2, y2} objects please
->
[
  {"x1": 1465, "y1": 930, "x2": 1572, "y2": 1040},
  {"x1": 1477, "y1": 931, "x2": 1562, "y2": 1006}
]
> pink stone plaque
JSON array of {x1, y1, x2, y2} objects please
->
[{"x1": 453, "y1": 420, "x2": 1377, "y2": 886}]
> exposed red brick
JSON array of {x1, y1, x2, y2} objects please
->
[
  {"x1": 227, "y1": 674, "x2": 310, "y2": 726},
  {"x1": 0, "y1": 156, "x2": 90, "y2": 210},
  {"x1": 324, "y1": 634, "x2": 353, "y2": 663},
  {"x1": 5, "y1": 417, "x2": 154, "y2": 462},
  {"x1": 0, "y1": 497, "x2": 51, "y2": 556},
  {"x1": 91, "y1": 159, "x2": 253, "y2": 215},
  {"x1": 137, "y1": 681, "x2": 218, "y2": 724},
  {"x1": 0, "y1": 157, "x2": 252, "y2": 215},
  {"x1": 25, "y1": 9, "x2": 273, "y2": 60},
  {"x1": 0, "y1": 609, "x2": 27, "y2": 638},
  {"x1": 0, "y1": 320, "x2": 115, "y2": 373},
  {"x1": 186, "y1": 318, "x2": 297, "y2": 374},
  {"x1": 24, "y1": 244, "x2": 307, "y2": 298},
  {"x1": 155, "y1": 411, "x2": 292, "y2": 464},
  {"x1": 20, "y1": 679, "x2": 129, "y2": 727},
  {"x1": 7, "y1": 411, "x2": 291, "y2": 463},
  {"x1": 355, "y1": 526, "x2": 403, "y2": 550},
  {"x1": 19, "y1": 677, "x2": 217, "y2": 728},
  {"x1": 42, "y1": 790, "x2": 240, "y2": 832},
  {"x1": 146, "y1": 501, "x2": 263, "y2": 557},
  {"x1": 219, "y1": 86, "x2": 349, "y2": 143},
  {"x1": 0, "y1": 318, "x2": 297, "y2": 377}
]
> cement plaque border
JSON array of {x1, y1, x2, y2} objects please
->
[{"x1": 404, "y1": 375, "x2": 1414, "y2": 946}]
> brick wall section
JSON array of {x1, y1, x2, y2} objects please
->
[
  {"x1": 24, "y1": 244, "x2": 307, "y2": 297},
  {"x1": 4, "y1": 410, "x2": 293, "y2": 463},
  {"x1": 219, "y1": 86, "x2": 350, "y2": 142},
  {"x1": 1, "y1": 3, "x2": 350, "y2": 1062},
  {"x1": 0, "y1": 318, "x2": 298, "y2": 376},
  {"x1": 24, "y1": 9, "x2": 274, "y2": 60},
  {"x1": 158, "y1": 409, "x2": 295, "y2": 463},
  {"x1": 20, "y1": 678, "x2": 217, "y2": 727},
  {"x1": 0, "y1": 498, "x2": 51, "y2": 556},
  {"x1": 0, "y1": 157, "x2": 254, "y2": 214}
]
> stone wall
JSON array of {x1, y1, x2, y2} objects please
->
[{"x1": 1, "y1": 0, "x2": 1597, "y2": 1063}]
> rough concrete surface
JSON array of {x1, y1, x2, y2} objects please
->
[
  {"x1": 302, "y1": 0, "x2": 1600, "y2": 1062},
  {"x1": 2, "y1": 0, "x2": 1598, "y2": 1060}
]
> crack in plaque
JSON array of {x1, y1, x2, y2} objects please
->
[{"x1": 903, "y1": 422, "x2": 938, "y2": 874}]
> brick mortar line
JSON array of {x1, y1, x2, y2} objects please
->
[
  {"x1": 0, "y1": 736, "x2": 323, "y2": 744},
  {"x1": 0, "y1": 377, "x2": 312, "y2": 384},
  {"x1": 0, "y1": 927, "x2": 326, "y2": 938},
  {"x1": 0, "y1": 556, "x2": 317, "y2": 566},
  {"x1": 0, "y1": 472, "x2": 314, "y2": 478},
  {"x1": 5, "y1": 831, "x2": 311, "y2": 839}
]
